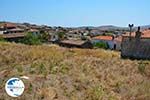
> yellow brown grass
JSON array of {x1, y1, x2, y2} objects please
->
[{"x1": 0, "y1": 42, "x2": 150, "y2": 100}]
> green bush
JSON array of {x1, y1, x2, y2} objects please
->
[
  {"x1": 20, "y1": 32, "x2": 41, "y2": 45},
  {"x1": 0, "y1": 36, "x2": 6, "y2": 42},
  {"x1": 39, "y1": 31, "x2": 49, "y2": 42},
  {"x1": 57, "y1": 32, "x2": 65, "y2": 39},
  {"x1": 94, "y1": 42, "x2": 109, "y2": 49},
  {"x1": 105, "y1": 32, "x2": 113, "y2": 36},
  {"x1": 138, "y1": 61, "x2": 148, "y2": 75}
]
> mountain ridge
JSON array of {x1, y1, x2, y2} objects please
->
[{"x1": 1, "y1": 21, "x2": 150, "y2": 31}]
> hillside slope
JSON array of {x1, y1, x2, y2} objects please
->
[{"x1": 0, "y1": 42, "x2": 150, "y2": 100}]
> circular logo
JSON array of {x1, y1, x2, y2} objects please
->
[{"x1": 5, "y1": 78, "x2": 25, "y2": 97}]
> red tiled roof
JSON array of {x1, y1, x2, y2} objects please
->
[
  {"x1": 92, "y1": 36, "x2": 113, "y2": 41},
  {"x1": 142, "y1": 30, "x2": 150, "y2": 38},
  {"x1": 123, "y1": 29, "x2": 150, "y2": 38}
]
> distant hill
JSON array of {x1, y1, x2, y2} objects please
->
[
  {"x1": 140, "y1": 25, "x2": 150, "y2": 30},
  {"x1": 78, "y1": 25, "x2": 150, "y2": 32},
  {"x1": 97, "y1": 25, "x2": 128, "y2": 31},
  {"x1": 77, "y1": 25, "x2": 129, "y2": 31},
  {"x1": 1, "y1": 21, "x2": 150, "y2": 31},
  {"x1": 97, "y1": 25, "x2": 150, "y2": 31}
]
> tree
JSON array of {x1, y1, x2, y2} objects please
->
[
  {"x1": 57, "y1": 32, "x2": 65, "y2": 39},
  {"x1": 20, "y1": 32, "x2": 41, "y2": 45},
  {"x1": 39, "y1": 30, "x2": 49, "y2": 42}
]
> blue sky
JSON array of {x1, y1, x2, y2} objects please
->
[{"x1": 0, "y1": 0, "x2": 149, "y2": 27}]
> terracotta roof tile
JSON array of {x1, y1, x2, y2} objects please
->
[{"x1": 92, "y1": 36, "x2": 113, "y2": 41}]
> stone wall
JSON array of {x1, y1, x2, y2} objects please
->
[{"x1": 121, "y1": 36, "x2": 150, "y2": 59}]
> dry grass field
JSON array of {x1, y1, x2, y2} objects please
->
[{"x1": 0, "y1": 42, "x2": 150, "y2": 100}]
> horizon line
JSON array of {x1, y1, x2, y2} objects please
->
[{"x1": 1, "y1": 20, "x2": 149, "y2": 28}]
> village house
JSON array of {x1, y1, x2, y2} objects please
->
[
  {"x1": 91, "y1": 35, "x2": 122, "y2": 50},
  {"x1": 114, "y1": 36, "x2": 122, "y2": 50},
  {"x1": 48, "y1": 32, "x2": 59, "y2": 43},
  {"x1": 0, "y1": 22, "x2": 27, "y2": 42},
  {"x1": 66, "y1": 32, "x2": 80, "y2": 39},
  {"x1": 0, "y1": 22, "x2": 47, "y2": 41},
  {"x1": 0, "y1": 22, "x2": 25, "y2": 42},
  {"x1": 0, "y1": 29, "x2": 40, "y2": 42},
  {"x1": 17, "y1": 24, "x2": 29, "y2": 30},
  {"x1": 90, "y1": 30, "x2": 104, "y2": 36},
  {"x1": 4, "y1": 28, "x2": 24, "y2": 34},
  {"x1": 121, "y1": 27, "x2": 150, "y2": 59},
  {"x1": 0, "y1": 26, "x2": 4, "y2": 34},
  {"x1": 0, "y1": 22, "x2": 25, "y2": 34},
  {"x1": 0, "y1": 23, "x2": 16, "y2": 34}
]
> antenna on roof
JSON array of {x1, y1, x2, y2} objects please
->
[{"x1": 128, "y1": 24, "x2": 134, "y2": 41}]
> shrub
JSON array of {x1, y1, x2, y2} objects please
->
[
  {"x1": 105, "y1": 32, "x2": 113, "y2": 36},
  {"x1": 0, "y1": 36, "x2": 6, "y2": 42},
  {"x1": 94, "y1": 41, "x2": 109, "y2": 49},
  {"x1": 37, "y1": 63, "x2": 47, "y2": 77},
  {"x1": 39, "y1": 31, "x2": 49, "y2": 42},
  {"x1": 81, "y1": 36, "x2": 87, "y2": 40},
  {"x1": 20, "y1": 32, "x2": 41, "y2": 45},
  {"x1": 138, "y1": 63, "x2": 145, "y2": 74},
  {"x1": 138, "y1": 61, "x2": 149, "y2": 75},
  {"x1": 57, "y1": 32, "x2": 65, "y2": 39},
  {"x1": 87, "y1": 85, "x2": 104, "y2": 100}
]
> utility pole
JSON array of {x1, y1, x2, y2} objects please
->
[{"x1": 128, "y1": 24, "x2": 134, "y2": 41}]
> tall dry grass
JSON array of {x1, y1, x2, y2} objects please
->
[{"x1": 0, "y1": 42, "x2": 149, "y2": 100}]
